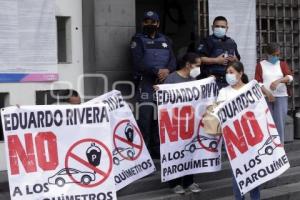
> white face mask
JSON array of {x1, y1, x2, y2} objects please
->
[
  {"x1": 213, "y1": 27, "x2": 226, "y2": 38},
  {"x1": 226, "y1": 73, "x2": 238, "y2": 86},
  {"x1": 189, "y1": 67, "x2": 201, "y2": 78}
]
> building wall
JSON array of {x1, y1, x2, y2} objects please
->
[
  {"x1": 83, "y1": 0, "x2": 136, "y2": 100},
  {"x1": 0, "y1": 0, "x2": 84, "y2": 105},
  {"x1": 0, "y1": 0, "x2": 84, "y2": 171}
]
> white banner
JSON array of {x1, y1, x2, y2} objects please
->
[
  {"x1": 156, "y1": 77, "x2": 222, "y2": 182},
  {"x1": 1, "y1": 104, "x2": 117, "y2": 200},
  {"x1": 86, "y1": 90, "x2": 156, "y2": 191},
  {"x1": 213, "y1": 80, "x2": 290, "y2": 195},
  {"x1": 0, "y1": 0, "x2": 58, "y2": 82},
  {"x1": 209, "y1": 0, "x2": 257, "y2": 79}
]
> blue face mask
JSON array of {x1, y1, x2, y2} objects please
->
[
  {"x1": 226, "y1": 73, "x2": 238, "y2": 86},
  {"x1": 268, "y1": 55, "x2": 279, "y2": 64},
  {"x1": 213, "y1": 27, "x2": 226, "y2": 38}
]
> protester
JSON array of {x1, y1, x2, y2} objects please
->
[
  {"x1": 197, "y1": 16, "x2": 240, "y2": 88},
  {"x1": 57, "y1": 90, "x2": 81, "y2": 105},
  {"x1": 255, "y1": 43, "x2": 293, "y2": 144},
  {"x1": 130, "y1": 11, "x2": 176, "y2": 158},
  {"x1": 163, "y1": 52, "x2": 202, "y2": 194},
  {"x1": 217, "y1": 61, "x2": 260, "y2": 200}
]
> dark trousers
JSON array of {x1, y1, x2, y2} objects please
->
[
  {"x1": 169, "y1": 175, "x2": 194, "y2": 188},
  {"x1": 232, "y1": 171, "x2": 260, "y2": 200},
  {"x1": 137, "y1": 103, "x2": 160, "y2": 157}
]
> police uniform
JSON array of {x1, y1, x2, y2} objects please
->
[
  {"x1": 197, "y1": 34, "x2": 240, "y2": 87},
  {"x1": 130, "y1": 11, "x2": 176, "y2": 157},
  {"x1": 131, "y1": 32, "x2": 176, "y2": 102}
]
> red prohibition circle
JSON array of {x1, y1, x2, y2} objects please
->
[
  {"x1": 197, "y1": 119, "x2": 222, "y2": 153},
  {"x1": 113, "y1": 119, "x2": 143, "y2": 161},
  {"x1": 65, "y1": 138, "x2": 113, "y2": 188},
  {"x1": 265, "y1": 108, "x2": 283, "y2": 148}
]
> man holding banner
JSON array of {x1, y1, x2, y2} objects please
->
[
  {"x1": 156, "y1": 54, "x2": 222, "y2": 194},
  {"x1": 163, "y1": 53, "x2": 202, "y2": 194},
  {"x1": 215, "y1": 61, "x2": 290, "y2": 199}
]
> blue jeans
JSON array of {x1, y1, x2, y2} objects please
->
[
  {"x1": 267, "y1": 97, "x2": 288, "y2": 144},
  {"x1": 232, "y1": 175, "x2": 260, "y2": 200}
]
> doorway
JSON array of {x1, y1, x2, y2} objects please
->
[{"x1": 135, "y1": 0, "x2": 198, "y2": 58}]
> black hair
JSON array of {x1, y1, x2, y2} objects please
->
[
  {"x1": 226, "y1": 61, "x2": 249, "y2": 84},
  {"x1": 213, "y1": 16, "x2": 228, "y2": 25},
  {"x1": 266, "y1": 43, "x2": 280, "y2": 55},
  {"x1": 58, "y1": 89, "x2": 79, "y2": 103},
  {"x1": 177, "y1": 52, "x2": 200, "y2": 70}
]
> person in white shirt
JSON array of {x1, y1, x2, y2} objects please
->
[
  {"x1": 254, "y1": 43, "x2": 293, "y2": 144},
  {"x1": 217, "y1": 61, "x2": 260, "y2": 200}
]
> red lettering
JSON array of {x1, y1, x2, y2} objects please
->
[
  {"x1": 7, "y1": 132, "x2": 58, "y2": 175},
  {"x1": 241, "y1": 111, "x2": 264, "y2": 146},
  {"x1": 35, "y1": 132, "x2": 58, "y2": 171},
  {"x1": 223, "y1": 111, "x2": 265, "y2": 160},
  {"x1": 223, "y1": 120, "x2": 248, "y2": 160},
  {"x1": 159, "y1": 106, "x2": 194, "y2": 144},
  {"x1": 8, "y1": 134, "x2": 37, "y2": 175},
  {"x1": 159, "y1": 108, "x2": 178, "y2": 144},
  {"x1": 179, "y1": 106, "x2": 194, "y2": 140}
]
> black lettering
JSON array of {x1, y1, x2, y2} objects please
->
[{"x1": 3, "y1": 114, "x2": 11, "y2": 131}]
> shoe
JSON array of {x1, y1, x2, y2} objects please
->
[
  {"x1": 188, "y1": 183, "x2": 202, "y2": 193},
  {"x1": 172, "y1": 185, "x2": 185, "y2": 194}
]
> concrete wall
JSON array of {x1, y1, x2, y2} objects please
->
[
  {"x1": 0, "y1": 0, "x2": 84, "y2": 106},
  {"x1": 0, "y1": 0, "x2": 84, "y2": 171},
  {"x1": 83, "y1": 0, "x2": 136, "y2": 100}
]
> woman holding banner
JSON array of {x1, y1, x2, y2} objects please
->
[
  {"x1": 163, "y1": 52, "x2": 202, "y2": 194},
  {"x1": 217, "y1": 61, "x2": 261, "y2": 200},
  {"x1": 255, "y1": 43, "x2": 293, "y2": 144}
]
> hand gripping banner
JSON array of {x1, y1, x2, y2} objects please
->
[
  {"x1": 156, "y1": 77, "x2": 223, "y2": 182},
  {"x1": 213, "y1": 80, "x2": 290, "y2": 195}
]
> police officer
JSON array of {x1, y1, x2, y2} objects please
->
[
  {"x1": 197, "y1": 16, "x2": 240, "y2": 88},
  {"x1": 130, "y1": 11, "x2": 176, "y2": 158}
]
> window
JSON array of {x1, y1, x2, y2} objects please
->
[
  {"x1": 56, "y1": 16, "x2": 72, "y2": 63},
  {"x1": 36, "y1": 89, "x2": 79, "y2": 105},
  {"x1": 256, "y1": 0, "x2": 300, "y2": 111},
  {"x1": 0, "y1": 93, "x2": 9, "y2": 141}
]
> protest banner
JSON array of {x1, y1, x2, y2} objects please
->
[
  {"x1": 156, "y1": 77, "x2": 222, "y2": 182},
  {"x1": 213, "y1": 80, "x2": 290, "y2": 195},
  {"x1": 86, "y1": 90, "x2": 156, "y2": 191},
  {"x1": 1, "y1": 104, "x2": 117, "y2": 200}
]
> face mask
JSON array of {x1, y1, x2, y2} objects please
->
[
  {"x1": 189, "y1": 67, "x2": 201, "y2": 78},
  {"x1": 268, "y1": 55, "x2": 279, "y2": 64},
  {"x1": 213, "y1": 27, "x2": 226, "y2": 38},
  {"x1": 143, "y1": 25, "x2": 158, "y2": 35},
  {"x1": 226, "y1": 73, "x2": 238, "y2": 86}
]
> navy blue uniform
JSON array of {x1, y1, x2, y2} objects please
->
[
  {"x1": 131, "y1": 33, "x2": 176, "y2": 102},
  {"x1": 197, "y1": 35, "x2": 240, "y2": 86},
  {"x1": 130, "y1": 32, "x2": 176, "y2": 157}
]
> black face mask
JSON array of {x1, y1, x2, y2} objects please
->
[{"x1": 143, "y1": 25, "x2": 158, "y2": 35}]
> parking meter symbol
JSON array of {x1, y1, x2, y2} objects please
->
[
  {"x1": 125, "y1": 123, "x2": 134, "y2": 142},
  {"x1": 86, "y1": 143, "x2": 102, "y2": 167}
]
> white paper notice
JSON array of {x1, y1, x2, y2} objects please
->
[{"x1": 0, "y1": 0, "x2": 57, "y2": 82}]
